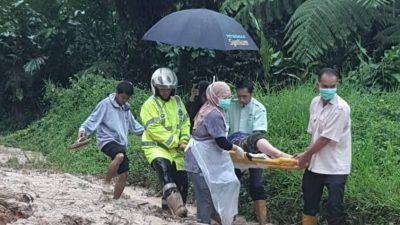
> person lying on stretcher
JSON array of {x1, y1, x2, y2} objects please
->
[{"x1": 227, "y1": 132, "x2": 292, "y2": 160}]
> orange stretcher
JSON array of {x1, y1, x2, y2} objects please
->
[{"x1": 229, "y1": 151, "x2": 299, "y2": 170}]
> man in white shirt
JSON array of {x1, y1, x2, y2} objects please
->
[{"x1": 296, "y1": 68, "x2": 351, "y2": 225}]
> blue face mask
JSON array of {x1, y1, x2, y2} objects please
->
[
  {"x1": 218, "y1": 99, "x2": 231, "y2": 110},
  {"x1": 320, "y1": 88, "x2": 337, "y2": 101}
]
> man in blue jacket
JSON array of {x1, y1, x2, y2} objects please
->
[{"x1": 77, "y1": 81, "x2": 144, "y2": 199}]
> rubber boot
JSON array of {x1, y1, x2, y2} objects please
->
[
  {"x1": 254, "y1": 200, "x2": 267, "y2": 225},
  {"x1": 302, "y1": 214, "x2": 317, "y2": 225},
  {"x1": 166, "y1": 191, "x2": 188, "y2": 217}
]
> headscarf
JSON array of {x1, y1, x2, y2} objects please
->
[{"x1": 193, "y1": 81, "x2": 231, "y2": 129}]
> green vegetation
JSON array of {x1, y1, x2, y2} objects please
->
[
  {"x1": 1, "y1": 70, "x2": 399, "y2": 224},
  {"x1": 1, "y1": 0, "x2": 399, "y2": 224},
  {"x1": 2, "y1": 0, "x2": 400, "y2": 130}
]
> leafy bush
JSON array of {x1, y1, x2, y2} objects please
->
[
  {"x1": 348, "y1": 45, "x2": 400, "y2": 91},
  {"x1": 0, "y1": 0, "x2": 137, "y2": 130}
]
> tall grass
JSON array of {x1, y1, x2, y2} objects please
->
[{"x1": 1, "y1": 72, "x2": 399, "y2": 224}]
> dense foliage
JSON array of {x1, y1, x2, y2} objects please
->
[{"x1": 1, "y1": 0, "x2": 399, "y2": 130}]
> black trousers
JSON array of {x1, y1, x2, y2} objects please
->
[
  {"x1": 303, "y1": 169, "x2": 348, "y2": 225},
  {"x1": 235, "y1": 168, "x2": 267, "y2": 201},
  {"x1": 233, "y1": 132, "x2": 267, "y2": 201},
  {"x1": 151, "y1": 157, "x2": 188, "y2": 209}
]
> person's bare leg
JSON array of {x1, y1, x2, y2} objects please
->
[
  {"x1": 105, "y1": 153, "x2": 124, "y2": 183},
  {"x1": 113, "y1": 171, "x2": 128, "y2": 199},
  {"x1": 256, "y1": 139, "x2": 291, "y2": 158}
]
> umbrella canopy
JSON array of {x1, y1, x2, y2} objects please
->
[{"x1": 143, "y1": 9, "x2": 258, "y2": 51}]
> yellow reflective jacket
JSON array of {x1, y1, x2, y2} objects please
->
[{"x1": 140, "y1": 95, "x2": 190, "y2": 170}]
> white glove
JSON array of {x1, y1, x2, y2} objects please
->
[
  {"x1": 248, "y1": 153, "x2": 270, "y2": 160},
  {"x1": 234, "y1": 145, "x2": 245, "y2": 159}
]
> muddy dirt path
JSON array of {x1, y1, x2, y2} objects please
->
[{"x1": 0, "y1": 146, "x2": 256, "y2": 225}]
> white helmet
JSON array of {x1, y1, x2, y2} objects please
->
[{"x1": 151, "y1": 68, "x2": 178, "y2": 95}]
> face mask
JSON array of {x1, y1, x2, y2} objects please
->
[
  {"x1": 218, "y1": 99, "x2": 231, "y2": 110},
  {"x1": 320, "y1": 88, "x2": 337, "y2": 101}
]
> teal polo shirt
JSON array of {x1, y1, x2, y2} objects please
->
[{"x1": 226, "y1": 97, "x2": 267, "y2": 135}]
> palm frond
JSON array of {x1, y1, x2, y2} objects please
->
[
  {"x1": 221, "y1": 0, "x2": 304, "y2": 28},
  {"x1": 284, "y1": 0, "x2": 378, "y2": 64},
  {"x1": 357, "y1": 0, "x2": 393, "y2": 8},
  {"x1": 373, "y1": 0, "x2": 400, "y2": 47},
  {"x1": 23, "y1": 56, "x2": 47, "y2": 75},
  {"x1": 377, "y1": 23, "x2": 400, "y2": 45}
]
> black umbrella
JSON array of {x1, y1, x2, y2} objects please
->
[{"x1": 143, "y1": 9, "x2": 258, "y2": 51}]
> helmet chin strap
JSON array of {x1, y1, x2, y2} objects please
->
[{"x1": 160, "y1": 96, "x2": 171, "y2": 101}]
